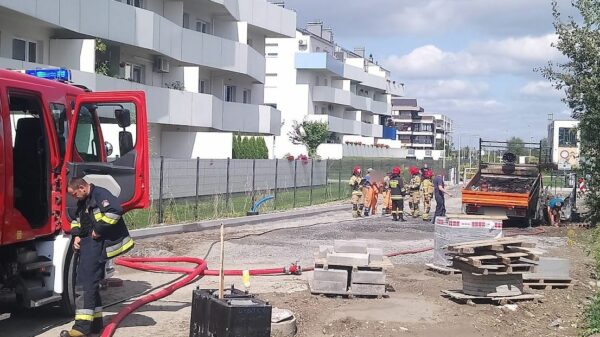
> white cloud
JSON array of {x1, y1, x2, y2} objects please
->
[
  {"x1": 519, "y1": 81, "x2": 562, "y2": 98},
  {"x1": 406, "y1": 80, "x2": 489, "y2": 99},
  {"x1": 384, "y1": 34, "x2": 563, "y2": 79}
]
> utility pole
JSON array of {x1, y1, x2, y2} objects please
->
[{"x1": 457, "y1": 134, "x2": 461, "y2": 185}]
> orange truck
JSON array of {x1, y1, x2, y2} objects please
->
[{"x1": 462, "y1": 140, "x2": 544, "y2": 226}]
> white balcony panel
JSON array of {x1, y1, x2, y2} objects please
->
[
  {"x1": 312, "y1": 86, "x2": 351, "y2": 106},
  {"x1": 371, "y1": 100, "x2": 390, "y2": 115},
  {"x1": 36, "y1": 0, "x2": 60, "y2": 25},
  {"x1": 222, "y1": 102, "x2": 260, "y2": 134},
  {"x1": 351, "y1": 95, "x2": 369, "y2": 111},
  {"x1": 343, "y1": 63, "x2": 387, "y2": 91},
  {"x1": 239, "y1": 0, "x2": 296, "y2": 38}
]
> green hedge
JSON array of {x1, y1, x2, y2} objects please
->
[{"x1": 232, "y1": 134, "x2": 268, "y2": 159}]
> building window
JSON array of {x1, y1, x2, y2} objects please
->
[
  {"x1": 558, "y1": 127, "x2": 577, "y2": 147},
  {"x1": 124, "y1": 63, "x2": 144, "y2": 83},
  {"x1": 196, "y1": 20, "x2": 208, "y2": 33},
  {"x1": 183, "y1": 13, "x2": 190, "y2": 29},
  {"x1": 242, "y1": 89, "x2": 251, "y2": 104},
  {"x1": 266, "y1": 52, "x2": 278, "y2": 57},
  {"x1": 12, "y1": 38, "x2": 37, "y2": 62},
  {"x1": 199, "y1": 79, "x2": 209, "y2": 94},
  {"x1": 224, "y1": 85, "x2": 236, "y2": 102},
  {"x1": 125, "y1": 0, "x2": 143, "y2": 8}
]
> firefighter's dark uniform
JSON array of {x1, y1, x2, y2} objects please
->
[
  {"x1": 389, "y1": 174, "x2": 406, "y2": 221},
  {"x1": 65, "y1": 185, "x2": 134, "y2": 337}
]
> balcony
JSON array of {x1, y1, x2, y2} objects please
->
[
  {"x1": 306, "y1": 115, "x2": 381, "y2": 137},
  {"x1": 312, "y1": 86, "x2": 351, "y2": 106},
  {"x1": 238, "y1": 0, "x2": 296, "y2": 38},
  {"x1": 295, "y1": 52, "x2": 344, "y2": 77},
  {"x1": 0, "y1": 0, "x2": 266, "y2": 82},
  {"x1": 68, "y1": 68, "x2": 280, "y2": 135},
  {"x1": 343, "y1": 63, "x2": 387, "y2": 91}
]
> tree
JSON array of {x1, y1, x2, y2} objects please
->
[
  {"x1": 232, "y1": 134, "x2": 239, "y2": 159},
  {"x1": 506, "y1": 137, "x2": 526, "y2": 156},
  {"x1": 542, "y1": 0, "x2": 600, "y2": 225},
  {"x1": 288, "y1": 120, "x2": 330, "y2": 158}
]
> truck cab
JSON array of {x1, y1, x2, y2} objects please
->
[{"x1": 0, "y1": 68, "x2": 149, "y2": 314}]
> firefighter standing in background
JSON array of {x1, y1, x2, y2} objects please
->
[
  {"x1": 420, "y1": 170, "x2": 434, "y2": 221},
  {"x1": 381, "y1": 173, "x2": 392, "y2": 216},
  {"x1": 369, "y1": 181, "x2": 381, "y2": 216},
  {"x1": 408, "y1": 166, "x2": 422, "y2": 218},
  {"x1": 389, "y1": 166, "x2": 406, "y2": 222},
  {"x1": 349, "y1": 166, "x2": 365, "y2": 218},
  {"x1": 61, "y1": 178, "x2": 134, "y2": 337},
  {"x1": 362, "y1": 168, "x2": 374, "y2": 216}
]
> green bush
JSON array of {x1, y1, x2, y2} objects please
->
[{"x1": 232, "y1": 136, "x2": 269, "y2": 159}]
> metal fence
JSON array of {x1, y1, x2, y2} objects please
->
[{"x1": 125, "y1": 157, "x2": 455, "y2": 228}]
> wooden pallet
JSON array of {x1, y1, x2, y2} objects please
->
[
  {"x1": 425, "y1": 263, "x2": 462, "y2": 275},
  {"x1": 452, "y1": 259, "x2": 536, "y2": 275},
  {"x1": 523, "y1": 278, "x2": 574, "y2": 290},
  {"x1": 447, "y1": 238, "x2": 536, "y2": 255},
  {"x1": 441, "y1": 289, "x2": 543, "y2": 305}
]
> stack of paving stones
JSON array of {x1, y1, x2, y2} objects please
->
[
  {"x1": 448, "y1": 238, "x2": 541, "y2": 297},
  {"x1": 310, "y1": 240, "x2": 387, "y2": 298}
]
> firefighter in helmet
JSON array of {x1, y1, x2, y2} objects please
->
[
  {"x1": 389, "y1": 166, "x2": 406, "y2": 221},
  {"x1": 420, "y1": 169, "x2": 434, "y2": 221},
  {"x1": 349, "y1": 166, "x2": 365, "y2": 217},
  {"x1": 408, "y1": 166, "x2": 422, "y2": 218}
]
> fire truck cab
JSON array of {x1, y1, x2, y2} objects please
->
[{"x1": 0, "y1": 68, "x2": 149, "y2": 316}]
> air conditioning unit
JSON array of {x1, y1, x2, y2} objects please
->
[
  {"x1": 298, "y1": 39, "x2": 307, "y2": 46},
  {"x1": 154, "y1": 56, "x2": 170, "y2": 73}
]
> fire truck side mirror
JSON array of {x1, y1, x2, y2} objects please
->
[
  {"x1": 114, "y1": 108, "x2": 131, "y2": 128},
  {"x1": 105, "y1": 141, "x2": 114, "y2": 157}
]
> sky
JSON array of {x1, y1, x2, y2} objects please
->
[{"x1": 283, "y1": 0, "x2": 578, "y2": 146}]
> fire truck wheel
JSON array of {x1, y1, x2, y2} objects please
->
[{"x1": 60, "y1": 246, "x2": 77, "y2": 316}]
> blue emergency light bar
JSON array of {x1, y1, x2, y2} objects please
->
[{"x1": 25, "y1": 68, "x2": 71, "y2": 81}]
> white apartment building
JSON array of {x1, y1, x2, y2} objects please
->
[
  {"x1": 547, "y1": 120, "x2": 579, "y2": 168},
  {"x1": 390, "y1": 98, "x2": 452, "y2": 158},
  {"x1": 0, "y1": 0, "x2": 295, "y2": 159},
  {"x1": 264, "y1": 22, "x2": 404, "y2": 159}
]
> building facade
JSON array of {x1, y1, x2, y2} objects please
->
[
  {"x1": 263, "y1": 22, "x2": 404, "y2": 159},
  {"x1": 547, "y1": 120, "x2": 579, "y2": 168},
  {"x1": 0, "y1": 0, "x2": 296, "y2": 159},
  {"x1": 390, "y1": 98, "x2": 452, "y2": 158}
]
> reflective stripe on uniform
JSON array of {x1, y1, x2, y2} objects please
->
[
  {"x1": 71, "y1": 221, "x2": 81, "y2": 229},
  {"x1": 106, "y1": 236, "x2": 134, "y2": 258},
  {"x1": 94, "y1": 211, "x2": 120, "y2": 225},
  {"x1": 94, "y1": 307, "x2": 103, "y2": 318},
  {"x1": 75, "y1": 309, "x2": 95, "y2": 321}
]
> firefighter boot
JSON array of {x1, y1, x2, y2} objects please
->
[
  {"x1": 399, "y1": 213, "x2": 407, "y2": 222},
  {"x1": 364, "y1": 207, "x2": 370, "y2": 217},
  {"x1": 60, "y1": 330, "x2": 87, "y2": 337},
  {"x1": 352, "y1": 205, "x2": 359, "y2": 218},
  {"x1": 392, "y1": 212, "x2": 398, "y2": 221},
  {"x1": 358, "y1": 205, "x2": 364, "y2": 217}
]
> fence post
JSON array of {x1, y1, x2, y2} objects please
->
[
  {"x1": 325, "y1": 159, "x2": 329, "y2": 200},
  {"x1": 338, "y1": 159, "x2": 342, "y2": 200},
  {"x1": 251, "y1": 159, "x2": 256, "y2": 207},
  {"x1": 225, "y1": 158, "x2": 231, "y2": 211},
  {"x1": 158, "y1": 156, "x2": 164, "y2": 224},
  {"x1": 274, "y1": 159, "x2": 279, "y2": 210},
  {"x1": 293, "y1": 160, "x2": 297, "y2": 208},
  {"x1": 195, "y1": 157, "x2": 200, "y2": 220},
  {"x1": 309, "y1": 159, "x2": 314, "y2": 205}
]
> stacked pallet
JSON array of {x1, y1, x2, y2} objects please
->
[
  {"x1": 524, "y1": 257, "x2": 574, "y2": 290},
  {"x1": 310, "y1": 240, "x2": 391, "y2": 298},
  {"x1": 444, "y1": 238, "x2": 543, "y2": 303}
]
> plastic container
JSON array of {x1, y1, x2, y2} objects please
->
[{"x1": 189, "y1": 286, "x2": 271, "y2": 337}]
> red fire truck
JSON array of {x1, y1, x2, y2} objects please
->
[{"x1": 0, "y1": 68, "x2": 149, "y2": 317}]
